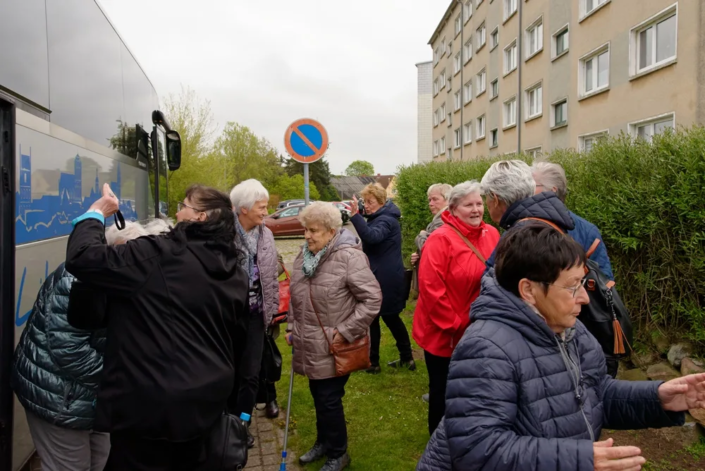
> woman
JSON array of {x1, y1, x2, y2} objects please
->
[
  {"x1": 350, "y1": 183, "x2": 411, "y2": 373},
  {"x1": 412, "y1": 181, "x2": 499, "y2": 435},
  {"x1": 64, "y1": 183, "x2": 248, "y2": 470},
  {"x1": 228, "y1": 179, "x2": 279, "y2": 444},
  {"x1": 10, "y1": 221, "x2": 157, "y2": 471},
  {"x1": 410, "y1": 183, "x2": 453, "y2": 266},
  {"x1": 417, "y1": 224, "x2": 705, "y2": 471},
  {"x1": 285, "y1": 202, "x2": 381, "y2": 471}
]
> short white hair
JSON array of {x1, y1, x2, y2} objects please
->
[
  {"x1": 229, "y1": 179, "x2": 270, "y2": 213},
  {"x1": 480, "y1": 160, "x2": 536, "y2": 206},
  {"x1": 143, "y1": 218, "x2": 174, "y2": 236},
  {"x1": 531, "y1": 161, "x2": 568, "y2": 202},
  {"x1": 299, "y1": 202, "x2": 343, "y2": 231},
  {"x1": 427, "y1": 183, "x2": 453, "y2": 201},
  {"x1": 448, "y1": 181, "x2": 482, "y2": 210},
  {"x1": 105, "y1": 221, "x2": 149, "y2": 246}
]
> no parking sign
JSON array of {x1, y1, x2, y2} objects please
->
[{"x1": 284, "y1": 118, "x2": 329, "y2": 164}]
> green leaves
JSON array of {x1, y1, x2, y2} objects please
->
[{"x1": 345, "y1": 160, "x2": 375, "y2": 176}]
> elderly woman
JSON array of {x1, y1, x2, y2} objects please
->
[
  {"x1": 63, "y1": 184, "x2": 248, "y2": 470},
  {"x1": 228, "y1": 179, "x2": 279, "y2": 445},
  {"x1": 417, "y1": 224, "x2": 705, "y2": 471},
  {"x1": 350, "y1": 183, "x2": 412, "y2": 373},
  {"x1": 410, "y1": 183, "x2": 453, "y2": 266},
  {"x1": 10, "y1": 220, "x2": 165, "y2": 470},
  {"x1": 412, "y1": 181, "x2": 499, "y2": 435},
  {"x1": 285, "y1": 202, "x2": 381, "y2": 471}
]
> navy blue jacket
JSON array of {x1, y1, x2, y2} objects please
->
[
  {"x1": 351, "y1": 201, "x2": 406, "y2": 316},
  {"x1": 417, "y1": 272, "x2": 683, "y2": 471},
  {"x1": 568, "y1": 210, "x2": 614, "y2": 280}
]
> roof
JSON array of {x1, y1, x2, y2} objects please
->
[
  {"x1": 429, "y1": 0, "x2": 459, "y2": 46},
  {"x1": 330, "y1": 176, "x2": 377, "y2": 200},
  {"x1": 375, "y1": 175, "x2": 395, "y2": 190}
]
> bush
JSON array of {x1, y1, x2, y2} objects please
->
[{"x1": 396, "y1": 128, "x2": 705, "y2": 346}]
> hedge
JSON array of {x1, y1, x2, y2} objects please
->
[{"x1": 396, "y1": 128, "x2": 705, "y2": 346}]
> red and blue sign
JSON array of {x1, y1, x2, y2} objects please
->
[{"x1": 284, "y1": 118, "x2": 329, "y2": 164}]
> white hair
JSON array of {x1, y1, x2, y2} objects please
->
[
  {"x1": 143, "y1": 218, "x2": 174, "y2": 236},
  {"x1": 105, "y1": 221, "x2": 149, "y2": 246},
  {"x1": 229, "y1": 179, "x2": 270, "y2": 213},
  {"x1": 531, "y1": 161, "x2": 568, "y2": 202},
  {"x1": 427, "y1": 183, "x2": 453, "y2": 201},
  {"x1": 299, "y1": 202, "x2": 343, "y2": 231},
  {"x1": 448, "y1": 181, "x2": 482, "y2": 210},
  {"x1": 480, "y1": 160, "x2": 536, "y2": 206}
]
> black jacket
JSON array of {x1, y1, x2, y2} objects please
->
[{"x1": 65, "y1": 219, "x2": 248, "y2": 441}]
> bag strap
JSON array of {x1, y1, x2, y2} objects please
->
[
  {"x1": 586, "y1": 238, "x2": 601, "y2": 258},
  {"x1": 447, "y1": 226, "x2": 486, "y2": 264},
  {"x1": 519, "y1": 217, "x2": 563, "y2": 233},
  {"x1": 309, "y1": 285, "x2": 334, "y2": 352}
]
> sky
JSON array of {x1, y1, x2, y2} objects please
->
[{"x1": 98, "y1": 0, "x2": 450, "y2": 175}]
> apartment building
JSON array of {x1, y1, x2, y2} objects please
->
[
  {"x1": 417, "y1": 61, "x2": 434, "y2": 163},
  {"x1": 429, "y1": 0, "x2": 705, "y2": 161}
]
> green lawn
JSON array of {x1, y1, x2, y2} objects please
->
[{"x1": 276, "y1": 302, "x2": 429, "y2": 470}]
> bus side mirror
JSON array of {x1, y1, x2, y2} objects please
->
[{"x1": 166, "y1": 130, "x2": 181, "y2": 171}]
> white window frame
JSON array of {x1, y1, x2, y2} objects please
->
[
  {"x1": 629, "y1": 112, "x2": 675, "y2": 141},
  {"x1": 525, "y1": 16, "x2": 544, "y2": 60},
  {"x1": 440, "y1": 103, "x2": 447, "y2": 122},
  {"x1": 463, "y1": 0, "x2": 473, "y2": 23},
  {"x1": 433, "y1": 108, "x2": 440, "y2": 127},
  {"x1": 490, "y1": 79, "x2": 499, "y2": 100},
  {"x1": 434, "y1": 47, "x2": 440, "y2": 66},
  {"x1": 463, "y1": 80, "x2": 473, "y2": 104},
  {"x1": 476, "y1": 115, "x2": 486, "y2": 140},
  {"x1": 464, "y1": 38, "x2": 473, "y2": 63},
  {"x1": 490, "y1": 128, "x2": 499, "y2": 148},
  {"x1": 579, "y1": 43, "x2": 610, "y2": 99},
  {"x1": 464, "y1": 121, "x2": 473, "y2": 144},
  {"x1": 503, "y1": 96, "x2": 517, "y2": 129},
  {"x1": 454, "y1": 90, "x2": 462, "y2": 111},
  {"x1": 455, "y1": 14, "x2": 463, "y2": 36},
  {"x1": 433, "y1": 78, "x2": 439, "y2": 96},
  {"x1": 504, "y1": 40, "x2": 518, "y2": 76},
  {"x1": 629, "y1": 4, "x2": 678, "y2": 78},
  {"x1": 578, "y1": 130, "x2": 608, "y2": 152},
  {"x1": 525, "y1": 82, "x2": 543, "y2": 121},
  {"x1": 441, "y1": 37, "x2": 447, "y2": 56},
  {"x1": 476, "y1": 0, "x2": 484, "y2": 6},
  {"x1": 433, "y1": 140, "x2": 439, "y2": 156},
  {"x1": 550, "y1": 99, "x2": 568, "y2": 129},
  {"x1": 580, "y1": 0, "x2": 610, "y2": 22},
  {"x1": 454, "y1": 128, "x2": 462, "y2": 148},
  {"x1": 440, "y1": 69, "x2": 447, "y2": 90},
  {"x1": 454, "y1": 52, "x2": 462, "y2": 75},
  {"x1": 526, "y1": 147, "x2": 542, "y2": 159},
  {"x1": 440, "y1": 137, "x2": 446, "y2": 154},
  {"x1": 476, "y1": 23, "x2": 487, "y2": 50},
  {"x1": 552, "y1": 25, "x2": 570, "y2": 60},
  {"x1": 475, "y1": 69, "x2": 487, "y2": 96},
  {"x1": 504, "y1": 0, "x2": 518, "y2": 23},
  {"x1": 490, "y1": 27, "x2": 499, "y2": 50}
]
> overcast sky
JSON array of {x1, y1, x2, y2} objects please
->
[{"x1": 99, "y1": 0, "x2": 449, "y2": 175}]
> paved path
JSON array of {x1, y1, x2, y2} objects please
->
[{"x1": 244, "y1": 406, "x2": 302, "y2": 471}]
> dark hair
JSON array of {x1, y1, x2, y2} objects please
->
[
  {"x1": 174, "y1": 185, "x2": 236, "y2": 247},
  {"x1": 495, "y1": 224, "x2": 586, "y2": 297}
]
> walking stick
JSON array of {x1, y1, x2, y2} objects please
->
[{"x1": 280, "y1": 348, "x2": 295, "y2": 471}]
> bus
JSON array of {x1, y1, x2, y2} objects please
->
[{"x1": 0, "y1": 1, "x2": 180, "y2": 469}]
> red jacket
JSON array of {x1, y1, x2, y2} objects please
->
[{"x1": 412, "y1": 212, "x2": 500, "y2": 357}]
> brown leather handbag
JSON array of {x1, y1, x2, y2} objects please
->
[{"x1": 310, "y1": 287, "x2": 371, "y2": 376}]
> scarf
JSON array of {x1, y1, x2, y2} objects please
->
[
  {"x1": 234, "y1": 214, "x2": 260, "y2": 286},
  {"x1": 302, "y1": 243, "x2": 328, "y2": 278}
]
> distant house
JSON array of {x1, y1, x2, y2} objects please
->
[
  {"x1": 330, "y1": 176, "x2": 377, "y2": 200},
  {"x1": 374, "y1": 175, "x2": 397, "y2": 200}
]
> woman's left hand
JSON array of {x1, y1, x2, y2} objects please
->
[
  {"x1": 350, "y1": 196, "x2": 360, "y2": 216},
  {"x1": 658, "y1": 373, "x2": 705, "y2": 411},
  {"x1": 88, "y1": 183, "x2": 120, "y2": 217}
]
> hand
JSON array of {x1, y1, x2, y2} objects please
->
[
  {"x1": 350, "y1": 196, "x2": 360, "y2": 216},
  {"x1": 332, "y1": 329, "x2": 341, "y2": 342},
  {"x1": 658, "y1": 372, "x2": 705, "y2": 411},
  {"x1": 593, "y1": 438, "x2": 645, "y2": 470},
  {"x1": 410, "y1": 252, "x2": 419, "y2": 266},
  {"x1": 88, "y1": 183, "x2": 120, "y2": 217},
  {"x1": 285, "y1": 333, "x2": 293, "y2": 346}
]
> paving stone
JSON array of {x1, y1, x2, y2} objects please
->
[
  {"x1": 262, "y1": 454, "x2": 282, "y2": 466},
  {"x1": 259, "y1": 431, "x2": 277, "y2": 443},
  {"x1": 246, "y1": 454, "x2": 262, "y2": 467},
  {"x1": 244, "y1": 465, "x2": 262, "y2": 471},
  {"x1": 258, "y1": 421, "x2": 274, "y2": 432},
  {"x1": 260, "y1": 440, "x2": 279, "y2": 456}
]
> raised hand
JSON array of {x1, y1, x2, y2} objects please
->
[
  {"x1": 88, "y1": 183, "x2": 120, "y2": 217},
  {"x1": 658, "y1": 372, "x2": 705, "y2": 411}
]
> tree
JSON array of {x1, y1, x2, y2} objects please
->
[
  {"x1": 345, "y1": 160, "x2": 375, "y2": 177},
  {"x1": 282, "y1": 156, "x2": 339, "y2": 201},
  {"x1": 269, "y1": 174, "x2": 320, "y2": 203}
]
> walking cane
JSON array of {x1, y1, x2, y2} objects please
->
[{"x1": 280, "y1": 348, "x2": 295, "y2": 471}]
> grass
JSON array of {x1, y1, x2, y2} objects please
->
[{"x1": 275, "y1": 302, "x2": 429, "y2": 470}]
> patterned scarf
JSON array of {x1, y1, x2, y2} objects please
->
[
  {"x1": 234, "y1": 214, "x2": 260, "y2": 286},
  {"x1": 302, "y1": 243, "x2": 328, "y2": 278}
]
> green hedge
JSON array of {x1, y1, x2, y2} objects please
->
[{"x1": 396, "y1": 128, "x2": 705, "y2": 345}]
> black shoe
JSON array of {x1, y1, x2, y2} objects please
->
[
  {"x1": 387, "y1": 359, "x2": 416, "y2": 371},
  {"x1": 300, "y1": 441, "x2": 327, "y2": 465},
  {"x1": 246, "y1": 424, "x2": 255, "y2": 449},
  {"x1": 365, "y1": 365, "x2": 381, "y2": 374},
  {"x1": 265, "y1": 400, "x2": 279, "y2": 419},
  {"x1": 320, "y1": 453, "x2": 350, "y2": 471}
]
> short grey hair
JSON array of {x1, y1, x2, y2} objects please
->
[
  {"x1": 480, "y1": 160, "x2": 536, "y2": 206},
  {"x1": 427, "y1": 183, "x2": 453, "y2": 201},
  {"x1": 143, "y1": 218, "x2": 174, "y2": 236},
  {"x1": 448, "y1": 181, "x2": 482, "y2": 210},
  {"x1": 532, "y1": 161, "x2": 568, "y2": 202},
  {"x1": 299, "y1": 202, "x2": 343, "y2": 231},
  {"x1": 105, "y1": 221, "x2": 149, "y2": 246},
  {"x1": 229, "y1": 179, "x2": 270, "y2": 213}
]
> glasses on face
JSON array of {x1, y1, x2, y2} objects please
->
[
  {"x1": 177, "y1": 202, "x2": 204, "y2": 213},
  {"x1": 546, "y1": 278, "x2": 587, "y2": 298}
]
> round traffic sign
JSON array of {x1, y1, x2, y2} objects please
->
[{"x1": 284, "y1": 118, "x2": 329, "y2": 164}]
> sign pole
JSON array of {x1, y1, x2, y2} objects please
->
[{"x1": 304, "y1": 163, "x2": 310, "y2": 206}]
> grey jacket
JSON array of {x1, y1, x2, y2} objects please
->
[
  {"x1": 414, "y1": 207, "x2": 447, "y2": 252},
  {"x1": 289, "y1": 229, "x2": 382, "y2": 380},
  {"x1": 257, "y1": 224, "x2": 280, "y2": 326}
]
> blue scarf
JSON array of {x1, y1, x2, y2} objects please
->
[
  {"x1": 302, "y1": 243, "x2": 328, "y2": 278},
  {"x1": 234, "y1": 214, "x2": 259, "y2": 286}
]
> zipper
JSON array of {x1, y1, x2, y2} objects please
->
[{"x1": 558, "y1": 338, "x2": 595, "y2": 441}]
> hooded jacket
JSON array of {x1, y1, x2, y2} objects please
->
[
  {"x1": 350, "y1": 200, "x2": 406, "y2": 316},
  {"x1": 417, "y1": 271, "x2": 684, "y2": 471},
  {"x1": 65, "y1": 218, "x2": 248, "y2": 441},
  {"x1": 289, "y1": 229, "x2": 382, "y2": 380}
]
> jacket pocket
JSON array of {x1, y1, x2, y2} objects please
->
[{"x1": 55, "y1": 382, "x2": 76, "y2": 424}]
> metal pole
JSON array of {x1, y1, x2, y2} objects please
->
[
  {"x1": 304, "y1": 163, "x2": 310, "y2": 206},
  {"x1": 517, "y1": 0, "x2": 523, "y2": 155},
  {"x1": 280, "y1": 361, "x2": 295, "y2": 471}
]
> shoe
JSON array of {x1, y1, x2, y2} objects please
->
[
  {"x1": 422, "y1": 393, "x2": 429, "y2": 403},
  {"x1": 365, "y1": 365, "x2": 381, "y2": 374},
  {"x1": 246, "y1": 423, "x2": 255, "y2": 449},
  {"x1": 387, "y1": 359, "x2": 416, "y2": 371},
  {"x1": 265, "y1": 400, "x2": 279, "y2": 419},
  {"x1": 300, "y1": 441, "x2": 327, "y2": 465},
  {"x1": 320, "y1": 453, "x2": 350, "y2": 471}
]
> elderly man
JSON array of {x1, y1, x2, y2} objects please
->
[{"x1": 532, "y1": 161, "x2": 613, "y2": 280}]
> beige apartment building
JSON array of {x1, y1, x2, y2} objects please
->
[{"x1": 429, "y1": 0, "x2": 705, "y2": 161}]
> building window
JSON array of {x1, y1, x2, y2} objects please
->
[
  {"x1": 455, "y1": 15, "x2": 463, "y2": 36},
  {"x1": 448, "y1": 75, "x2": 453, "y2": 93},
  {"x1": 526, "y1": 17, "x2": 544, "y2": 59},
  {"x1": 433, "y1": 78, "x2": 439, "y2": 96},
  {"x1": 525, "y1": 83, "x2": 543, "y2": 119},
  {"x1": 454, "y1": 53, "x2": 462, "y2": 75},
  {"x1": 632, "y1": 6, "x2": 677, "y2": 76},
  {"x1": 448, "y1": 110, "x2": 453, "y2": 127},
  {"x1": 503, "y1": 97, "x2": 517, "y2": 128},
  {"x1": 580, "y1": 44, "x2": 609, "y2": 97},
  {"x1": 433, "y1": 140, "x2": 439, "y2": 156},
  {"x1": 490, "y1": 79, "x2": 499, "y2": 99},
  {"x1": 476, "y1": 23, "x2": 487, "y2": 50},
  {"x1": 490, "y1": 27, "x2": 499, "y2": 50},
  {"x1": 553, "y1": 26, "x2": 569, "y2": 59},
  {"x1": 526, "y1": 147, "x2": 542, "y2": 159},
  {"x1": 464, "y1": 81, "x2": 473, "y2": 104},
  {"x1": 464, "y1": 1, "x2": 473, "y2": 23},
  {"x1": 551, "y1": 100, "x2": 568, "y2": 128},
  {"x1": 504, "y1": 0, "x2": 518, "y2": 21},
  {"x1": 454, "y1": 128, "x2": 462, "y2": 148},
  {"x1": 476, "y1": 115, "x2": 486, "y2": 139},
  {"x1": 476, "y1": 0, "x2": 484, "y2": 6},
  {"x1": 490, "y1": 128, "x2": 499, "y2": 148},
  {"x1": 579, "y1": 131, "x2": 608, "y2": 152},
  {"x1": 630, "y1": 114, "x2": 675, "y2": 141},
  {"x1": 433, "y1": 109, "x2": 440, "y2": 127},
  {"x1": 440, "y1": 103, "x2": 447, "y2": 122},
  {"x1": 581, "y1": 0, "x2": 609, "y2": 19},
  {"x1": 440, "y1": 137, "x2": 446, "y2": 154},
  {"x1": 434, "y1": 47, "x2": 441, "y2": 65},
  {"x1": 476, "y1": 69, "x2": 487, "y2": 96},
  {"x1": 504, "y1": 40, "x2": 518, "y2": 75},
  {"x1": 447, "y1": 147, "x2": 453, "y2": 160},
  {"x1": 440, "y1": 69, "x2": 447, "y2": 89},
  {"x1": 464, "y1": 122, "x2": 473, "y2": 144},
  {"x1": 454, "y1": 90, "x2": 462, "y2": 111},
  {"x1": 464, "y1": 38, "x2": 473, "y2": 63}
]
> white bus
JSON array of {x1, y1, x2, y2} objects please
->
[{"x1": 0, "y1": 1, "x2": 180, "y2": 469}]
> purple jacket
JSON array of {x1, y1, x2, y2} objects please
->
[{"x1": 257, "y1": 225, "x2": 279, "y2": 326}]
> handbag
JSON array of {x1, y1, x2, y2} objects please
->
[
  {"x1": 204, "y1": 412, "x2": 249, "y2": 470},
  {"x1": 261, "y1": 331, "x2": 283, "y2": 382},
  {"x1": 310, "y1": 286, "x2": 370, "y2": 376},
  {"x1": 402, "y1": 268, "x2": 413, "y2": 301},
  {"x1": 276, "y1": 262, "x2": 291, "y2": 320}
]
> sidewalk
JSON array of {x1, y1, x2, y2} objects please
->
[{"x1": 245, "y1": 405, "x2": 301, "y2": 471}]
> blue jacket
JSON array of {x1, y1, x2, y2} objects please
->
[
  {"x1": 568, "y1": 210, "x2": 614, "y2": 280},
  {"x1": 417, "y1": 272, "x2": 683, "y2": 471},
  {"x1": 11, "y1": 263, "x2": 106, "y2": 430},
  {"x1": 351, "y1": 201, "x2": 406, "y2": 315}
]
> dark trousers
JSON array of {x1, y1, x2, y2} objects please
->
[
  {"x1": 425, "y1": 350, "x2": 451, "y2": 436},
  {"x1": 105, "y1": 433, "x2": 208, "y2": 471},
  {"x1": 605, "y1": 357, "x2": 619, "y2": 378},
  {"x1": 257, "y1": 376, "x2": 277, "y2": 404},
  {"x1": 230, "y1": 311, "x2": 265, "y2": 417},
  {"x1": 309, "y1": 375, "x2": 350, "y2": 459},
  {"x1": 369, "y1": 313, "x2": 413, "y2": 366}
]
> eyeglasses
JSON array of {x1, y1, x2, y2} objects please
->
[
  {"x1": 545, "y1": 278, "x2": 587, "y2": 298},
  {"x1": 177, "y1": 202, "x2": 204, "y2": 213}
]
